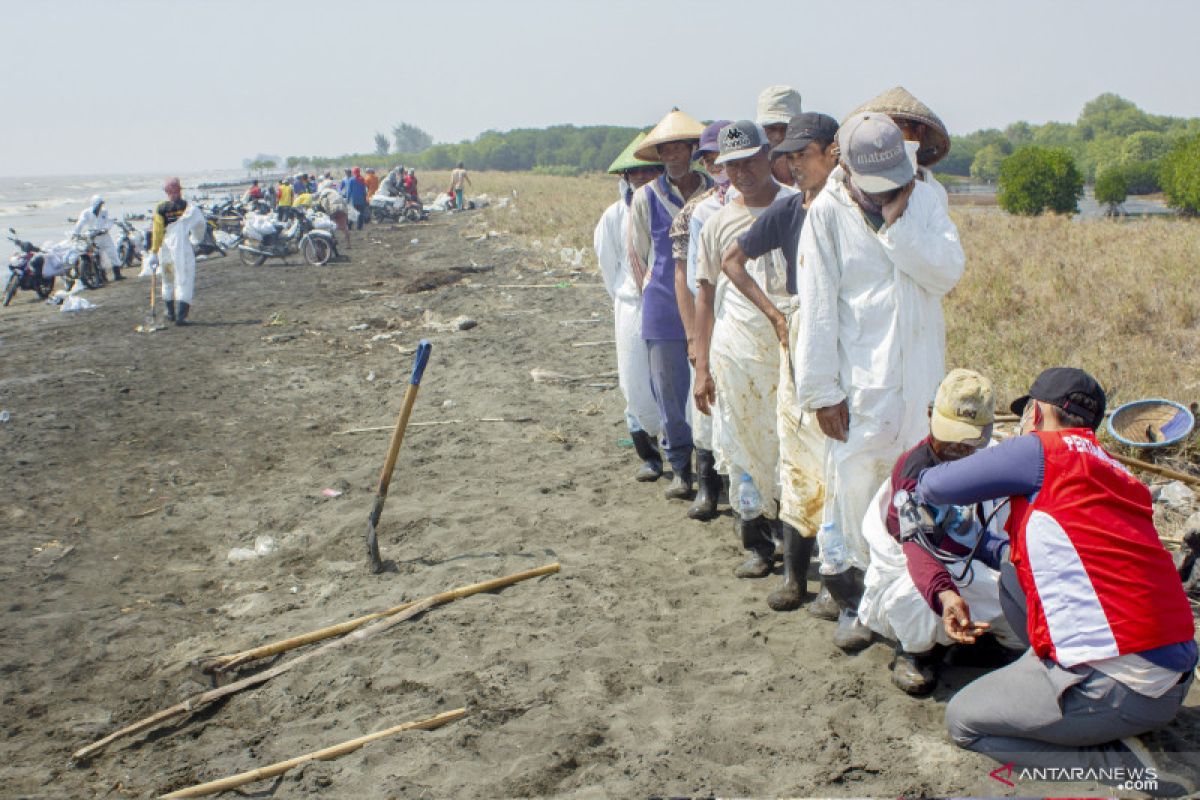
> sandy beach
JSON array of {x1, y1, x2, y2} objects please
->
[{"x1": 2, "y1": 209, "x2": 1197, "y2": 799}]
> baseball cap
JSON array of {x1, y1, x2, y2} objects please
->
[
  {"x1": 693, "y1": 119, "x2": 733, "y2": 161},
  {"x1": 931, "y1": 369, "x2": 995, "y2": 446},
  {"x1": 1010, "y1": 367, "x2": 1107, "y2": 430},
  {"x1": 837, "y1": 111, "x2": 915, "y2": 193},
  {"x1": 771, "y1": 112, "x2": 839, "y2": 158},
  {"x1": 756, "y1": 85, "x2": 802, "y2": 126},
  {"x1": 714, "y1": 120, "x2": 770, "y2": 165}
]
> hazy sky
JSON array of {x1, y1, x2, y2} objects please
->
[{"x1": 2, "y1": 0, "x2": 1196, "y2": 176}]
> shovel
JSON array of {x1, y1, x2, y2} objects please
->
[
  {"x1": 136, "y1": 265, "x2": 162, "y2": 333},
  {"x1": 366, "y1": 339, "x2": 432, "y2": 573}
]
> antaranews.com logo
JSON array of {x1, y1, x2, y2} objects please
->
[{"x1": 990, "y1": 761, "x2": 1161, "y2": 793}]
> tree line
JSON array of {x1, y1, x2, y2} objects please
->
[{"x1": 276, "y1": 96, "x2": 1200, "y2": 215}]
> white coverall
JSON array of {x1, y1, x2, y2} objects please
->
[
  {"x1": 593, "y1": 180, "x2": 660, "y2": 437},
  {"x1": 159, "y1": 204, "x2": 207, "y2": 305},
  {"x1": 73, "y1": 201, "x2": 119, "y2": 271},
  {"x1": 698, "y1": 185, "x2": 799, "y2": 519},
  {"x1": 793, "y1": 169, "x2": 964, "y2": 568},
  {"x1": 857, "y1": 480, "x2": 1016, "y2": 653},
  {"x1": 684, "y1": 191, "x2": 728, "y2": 452}
]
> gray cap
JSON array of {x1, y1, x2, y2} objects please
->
[
  {"x1": 837, "y1": 112, "x2": 915, "y2": 193},
  {"x1": 714, "y1": 120, "x2": 770, "y2": 165}
]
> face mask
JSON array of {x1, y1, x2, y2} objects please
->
[{"x1": 848, "y1": 179, "x2": 883, "y2": 216}]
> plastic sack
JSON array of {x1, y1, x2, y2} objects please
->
[
  {"x1": 62, "y1": 295, "x2": 96, "y2": 312},
  {"x1": 346, "y1": 205, "x2": 360, "y2": 224}
]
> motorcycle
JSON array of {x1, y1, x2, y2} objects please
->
[
  {"x1": 114, "y1": 219, "x2": 143, "y2": 269},
  {"x1": 71, "y1": 230, "x2": 108, "y2": 289},
  {"x1": 237, "y1": 207, "x2": 339, "y2": 266},
  {"x1": 4, "y1": 229, "x2": 59, "y2": 306},
  {"x1": 370, "y1": 191, "x2": 427, "y2": 223}
]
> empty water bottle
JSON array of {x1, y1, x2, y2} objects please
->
[
  {"x1": 736, "y1": 472, "x2": 762, "y2": 521},
  {"x1": 817, "y1": 521, "x2": 848, "y2": 575}
]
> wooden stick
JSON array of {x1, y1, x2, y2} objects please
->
[
  {"x1": 159, "y1": 708, "x2": 466, "y2": 798},
  {"x1": 72, "y1": 597, "x2": 437, "y2": 764},
  {"x1": 571, "y1": 340, "x2": 615, "y2": 348},
  {"x1": 558, "y1": 319, "x2": 603, "y2": 326},
  {"x1": 333, "y1": 420, "x2": 460, "y2": 436},
  {"x1": 203, "y1": 563, "x2": 560, "y2": 673},
  {"x1": 1111, "y1": 452, "x2": 1200, "y2": 487}
]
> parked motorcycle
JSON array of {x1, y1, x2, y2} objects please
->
[
  {"x1": 114, "y1": 219, "x2": 143, "y2": 269},
  {"x1": 4, "y1": 229, "x2": 59, "y2": 306},
  {"x1": 237, "y1": 207, "x2": 338, "y2": 266},
  {"x1": 370, "y1": 191, "x2": 427, "y2": 223},
  {"x1": 71, "y1": 230, "x2": 107, "y2": 289}
]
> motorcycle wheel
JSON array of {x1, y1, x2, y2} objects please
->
[
  {"x1": 301, "y1": 236, "x2": 332, "y2": 266},
  {"x1": 79, "y1": 256, "x2": 103, "y2": 289},
  {"x1": 3, "y1": 275, "x2": 17, "y2": 307},
  {"x1": 118, "y1": 240, "x2": 134, "y2": 267},
  {"x1": 404, "y1": 207, "x2": 422, "y2": 222},
  {"x1": 36, "y1": 278, "x2": 55, "y2": 300},
  {"x1": 239, "y1": 247, "x2": 267, "y2": 267}
]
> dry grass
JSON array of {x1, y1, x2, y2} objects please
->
[{"x1": 445, "y1": 170, "x2": 1200, "y2": 423}]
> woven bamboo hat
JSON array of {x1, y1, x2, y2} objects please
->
[
  {"x1": 607, "y1": 132, "x2": 662, "y2": 174},
  {"x1": 849, "y1": 86, "x2": 950, "y2": 167},
  {"x1": 634, "y1": 108, "x2": 705, "y2": 162}
]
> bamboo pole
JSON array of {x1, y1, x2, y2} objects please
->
[
  {"x1": 1110, "y1": 452, "x2": 1200, "y2": 487},
  {"x1": 203, "y1": 562, "x2": 560, "y2": 673},
  {"x1": 159, "y1": 708, "x2": 466, "y2": 798},
  {"x1": 72, "y1": 598, "x2": 437, "y2": 764}
]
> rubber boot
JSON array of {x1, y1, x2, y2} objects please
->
[
  {"x1": 687, "y1": 449, "x2": 721, "y2": 520},
  {"x1": 825, "y1": 567, "x2": 873, "y2": 652},
  {"x1": 733, "y1": 516, "x2": 774, "y2": 578},
  {"x1": 176, "y1": 301, "x2": 191, "y2": 326},
  {"x1": 767, "y1": 524, "x2": 814, "y2": 611},
  {"x1": 112, "y1": 266, "x2": 124, "y2": 281},
  {"x1": 630, "y1": 429, "x2": 663, "y2": 482},
  {"x1": 891, "y1": 646, "x2": 938, "y2": 695},
  {"x1": 807, "y1": 581, "x2": 840, "y2": 621},
  {"x1": 664, "y1": 457, "x2": 694, "y2": 500},
  {"x1": 165, "y1": 300, "x2": 176, "y2": 322}
]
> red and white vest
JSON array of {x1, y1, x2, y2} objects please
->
[{"x1": 1007, "y1": 429, "x2": 1194, "y2": 667}]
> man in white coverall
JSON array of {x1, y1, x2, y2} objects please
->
[
  {"x1": 151, "y1": 177, "x2": 207, "y2": 326},
  {"x1": 692, "y1": 120, "x2": 799, "y2": 581},
  {"x1": 73, "y1": 195, "x2": 123, "y2": 281},
  {"x1": 794, "y1": 112, "x2": 965, "y2": 650},
  {"x1": 593, "y1": 132, "x2": 666, "y2": 481}
]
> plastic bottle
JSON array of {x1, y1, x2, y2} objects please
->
[
  {"x1": 817, "y1": 521, "x2": 847, "y2": 575},
  {"x1": 736, "y1": 472, "x2": 762, "y2": 521}
]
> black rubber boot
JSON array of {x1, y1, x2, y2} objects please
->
[
  {"x1": 825, "y1": 567, "x2": 873, "y2": 651},
  {"x1": 733, "y1": 516, "x2": 774, "y2": 578},
  {"x1": 807, "y1": 581, "x2": 840, "y2": 621},
  {"x1": 891, "y1": 647, "x2": 939, "y2": 696},
  {"x1": 112, "y1": 266, "x2": 124, "y2": 281},
  {"x1": 630, "y1": 430, "x2": 663, "y2": 482},
  {"x1": 165, "y1": 300, "x2": 176, "y2": 322},
  {"x1": 663, "y1": 458, "x2": 694, "y2": 500},
  {"x1": 687, "y1": 449, "x2": 721, "y2": 520},
  {"x1": 767, "y1": 524, "x2": 814, "y2": 611},
  {"x1": 176, "y1": 301, "x2": 191, "y2": 326}
]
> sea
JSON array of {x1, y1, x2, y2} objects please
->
[{"x1": 0, "y1": 170, "x2": 256, "y2": 256}]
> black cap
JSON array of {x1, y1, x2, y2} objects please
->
[
  {"x1": 1010, "y1": 367, "x2": 1107, "y2": 429},
  {"x1": 770, "y1": 112, "x2": 839, "y2": 158}
]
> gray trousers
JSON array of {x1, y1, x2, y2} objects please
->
[{"x1": 946, "y1": 563, "x2": 1193, "y2": 773}]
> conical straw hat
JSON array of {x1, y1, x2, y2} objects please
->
[
  {"x1": 608, "y1": 132, "x2": 662, "y2": 174},
  {"x1": 634, "y1": 108, "x2": 705, "y2": 162},
  {"x1": 849, "y1": 86, "x2": 951, "y2": 167}
]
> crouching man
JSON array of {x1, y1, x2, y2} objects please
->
[
  {"x1": 858, "y1": 369, "x2": 1019, "y2": 695},
  {"x1": 919, "y1": 367, "x2": 1197, "y2": 789}
]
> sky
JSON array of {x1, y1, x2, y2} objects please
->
[{"x1": 2, "y1": 0, "x2": 1197, "y2": 176}]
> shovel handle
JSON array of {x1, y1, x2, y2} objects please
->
[{"x1": 410, "y1": 339, "x2": 432, "y2": 386}]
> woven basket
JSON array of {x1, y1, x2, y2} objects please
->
[{"x1": 1107, "y1": 399, "x2": 1194, "y2": 449}]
